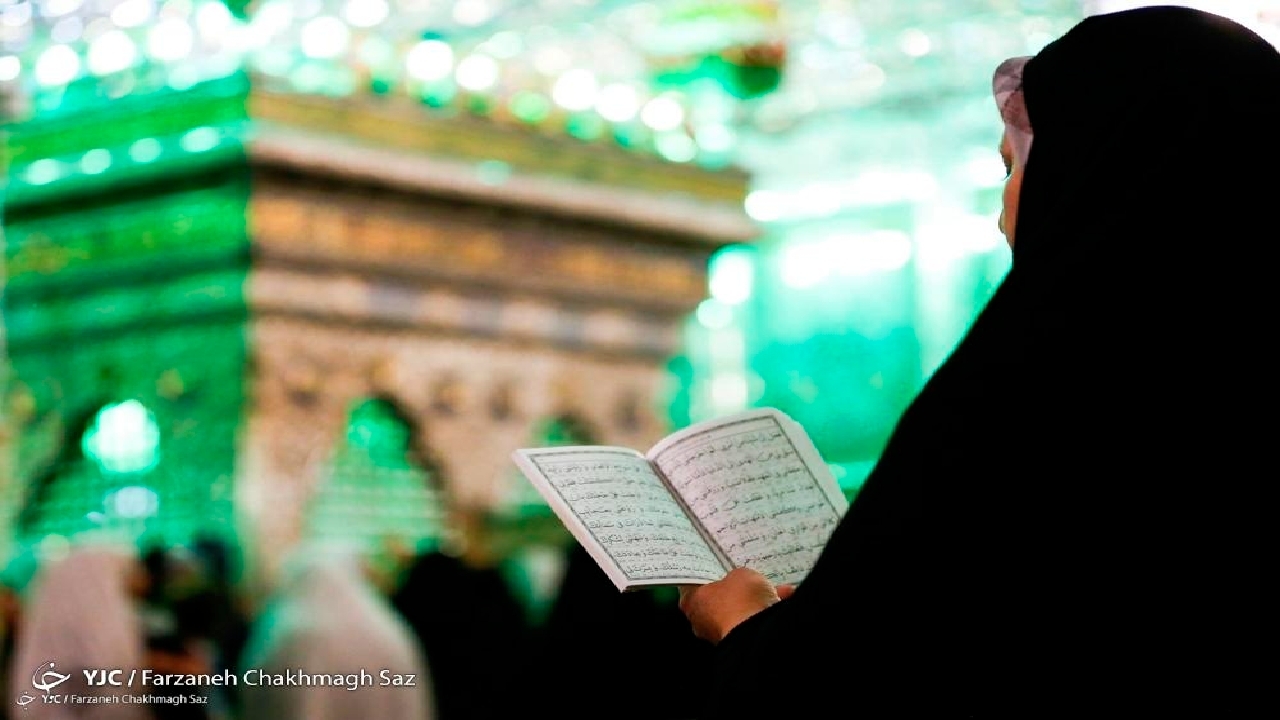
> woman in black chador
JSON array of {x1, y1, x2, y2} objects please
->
[
  {"x1": 390, "y1": 514, "x2": 536, "y2": 720},
  {"x1": 535, "y1": 544, "x2": 715, "y2": 720},
  {"x1": 678, "y1": 7, "x2": 1280, "y2": 716}
]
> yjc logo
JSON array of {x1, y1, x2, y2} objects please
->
[{"x1": 14, "y1": 661, "x2": 71, "y2": 709}]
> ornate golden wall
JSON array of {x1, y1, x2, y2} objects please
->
[{"x1": 237, "y1": 92, "x2": 755, "y2": 572}]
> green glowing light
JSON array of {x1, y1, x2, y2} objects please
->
[
  {"x1": 79, "y1": 148, "x2": 111, "y2": 175},
  {"x1": 179, "y1": 126, "x2": 221, "y2": 153},
  {"x1": 128, "y1": 137, "x2": 163, "y2": 163},
  {"x1": 24, "y1": 159, "x2": 64, "y2": 186},
  {"x1": 655, "y1": 131, "x2": 697, "y2": 162},
  {"x1": 696, "y1": 298, "x2": 734, "y2": 329},
  {"x1": 310, "y1": 399, "x2": 444, "y2": 551},
  {"x1": 566, "y1": 113, "x2": 605, "y2": 141},
  {"x1": 510, "y1": 91, "x2": 551, "y2": 123},
  {"x1": 708, "y1": 245, "x2": 755, "y2": 305},
  {"x1": 108, "y1": 486, "x2": 161, "y2": 519},
  {"x1": 82, "y1": 400, "x2": 161, "y2": 475}
]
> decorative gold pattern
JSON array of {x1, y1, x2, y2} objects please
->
[
  {"x1": 250, "y1": 90, "x2": 750, "y2": 203},
  {"x1": 251, "y1": 191, "x2": 712, "y2": 311}
]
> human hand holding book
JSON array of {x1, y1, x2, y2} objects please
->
[
  {"x1": 511, "y1": 407, "x2": 848, "y2": 592},
  {"x1": 678, "y1": 567, "x2": 795, "y2": 643}
]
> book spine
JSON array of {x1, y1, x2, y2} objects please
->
[{"x1": 651, "y1": 460, "x2": 734, "y2": 573}]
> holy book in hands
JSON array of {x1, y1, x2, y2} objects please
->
[{"x1": 511, "y1": 407, "x2": 849, "y2": 592}]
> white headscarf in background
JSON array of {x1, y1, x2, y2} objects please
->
[
  {"x1": 8, "y1": 544, "x2": 149, "y2": 720},
  {"x1": 993, "y1": 55, "x2": 1034, "y2": 169},
  {"x1": 237, "y1": 544, "x2": 434, "y2": 720}
]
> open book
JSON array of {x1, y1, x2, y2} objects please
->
[{"x1": 511, "y1": 407, "x2": 849, "y2": 592}]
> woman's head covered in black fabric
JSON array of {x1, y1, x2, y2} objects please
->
[
  {"x1": 991, "y1": 6, "x2": 1280, "y2": 266},
  {"x1": 847, "y1": 4, "x2": 1280, "y2": 601}
]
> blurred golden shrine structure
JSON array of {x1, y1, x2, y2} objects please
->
[{"x1": 0, "y1": 86, "x2": 755, "y2": 576}]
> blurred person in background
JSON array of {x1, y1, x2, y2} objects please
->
[
  {"x1": 537, "y1": 544, "x2": 715, "y2": 720},
  {"x1": 1, "y1": 550, "x2": 37, "y2": 720},
  {"x1": 0, "y1": 585, "x2": 14, "y2": 720},
  {"x1": 237, "y1": 543, "x2": 434, "y2": 720},
  {"x1": 676, "y1": 6, "x2": 1280, "y2": 716},
  {"x1": 8, "y1": 543, "x2": 153, "y2": 720},
  {"x1": 137, "y1": 538, "x2": 241, "y2": 720},
  {"x1": 136, "y1": 540, "x2": 203, "y2": 720},
  {"x1": 187, "y1": 533, "x2": 251, "y2": 717},
  {"x1": 391, "y1": 503, "x2": 534, "y2": 720}
]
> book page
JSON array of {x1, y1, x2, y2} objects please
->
[
  {"x1": 512, "y1": 446, "x2": 729, "y2": 591},
  {"x1": 648, "y1": 409, "x2": 848, "y2": 586}
]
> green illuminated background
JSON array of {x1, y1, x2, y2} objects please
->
[{"x1": 4, "y1": 1, "x2": 1276, "y2": 562}]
